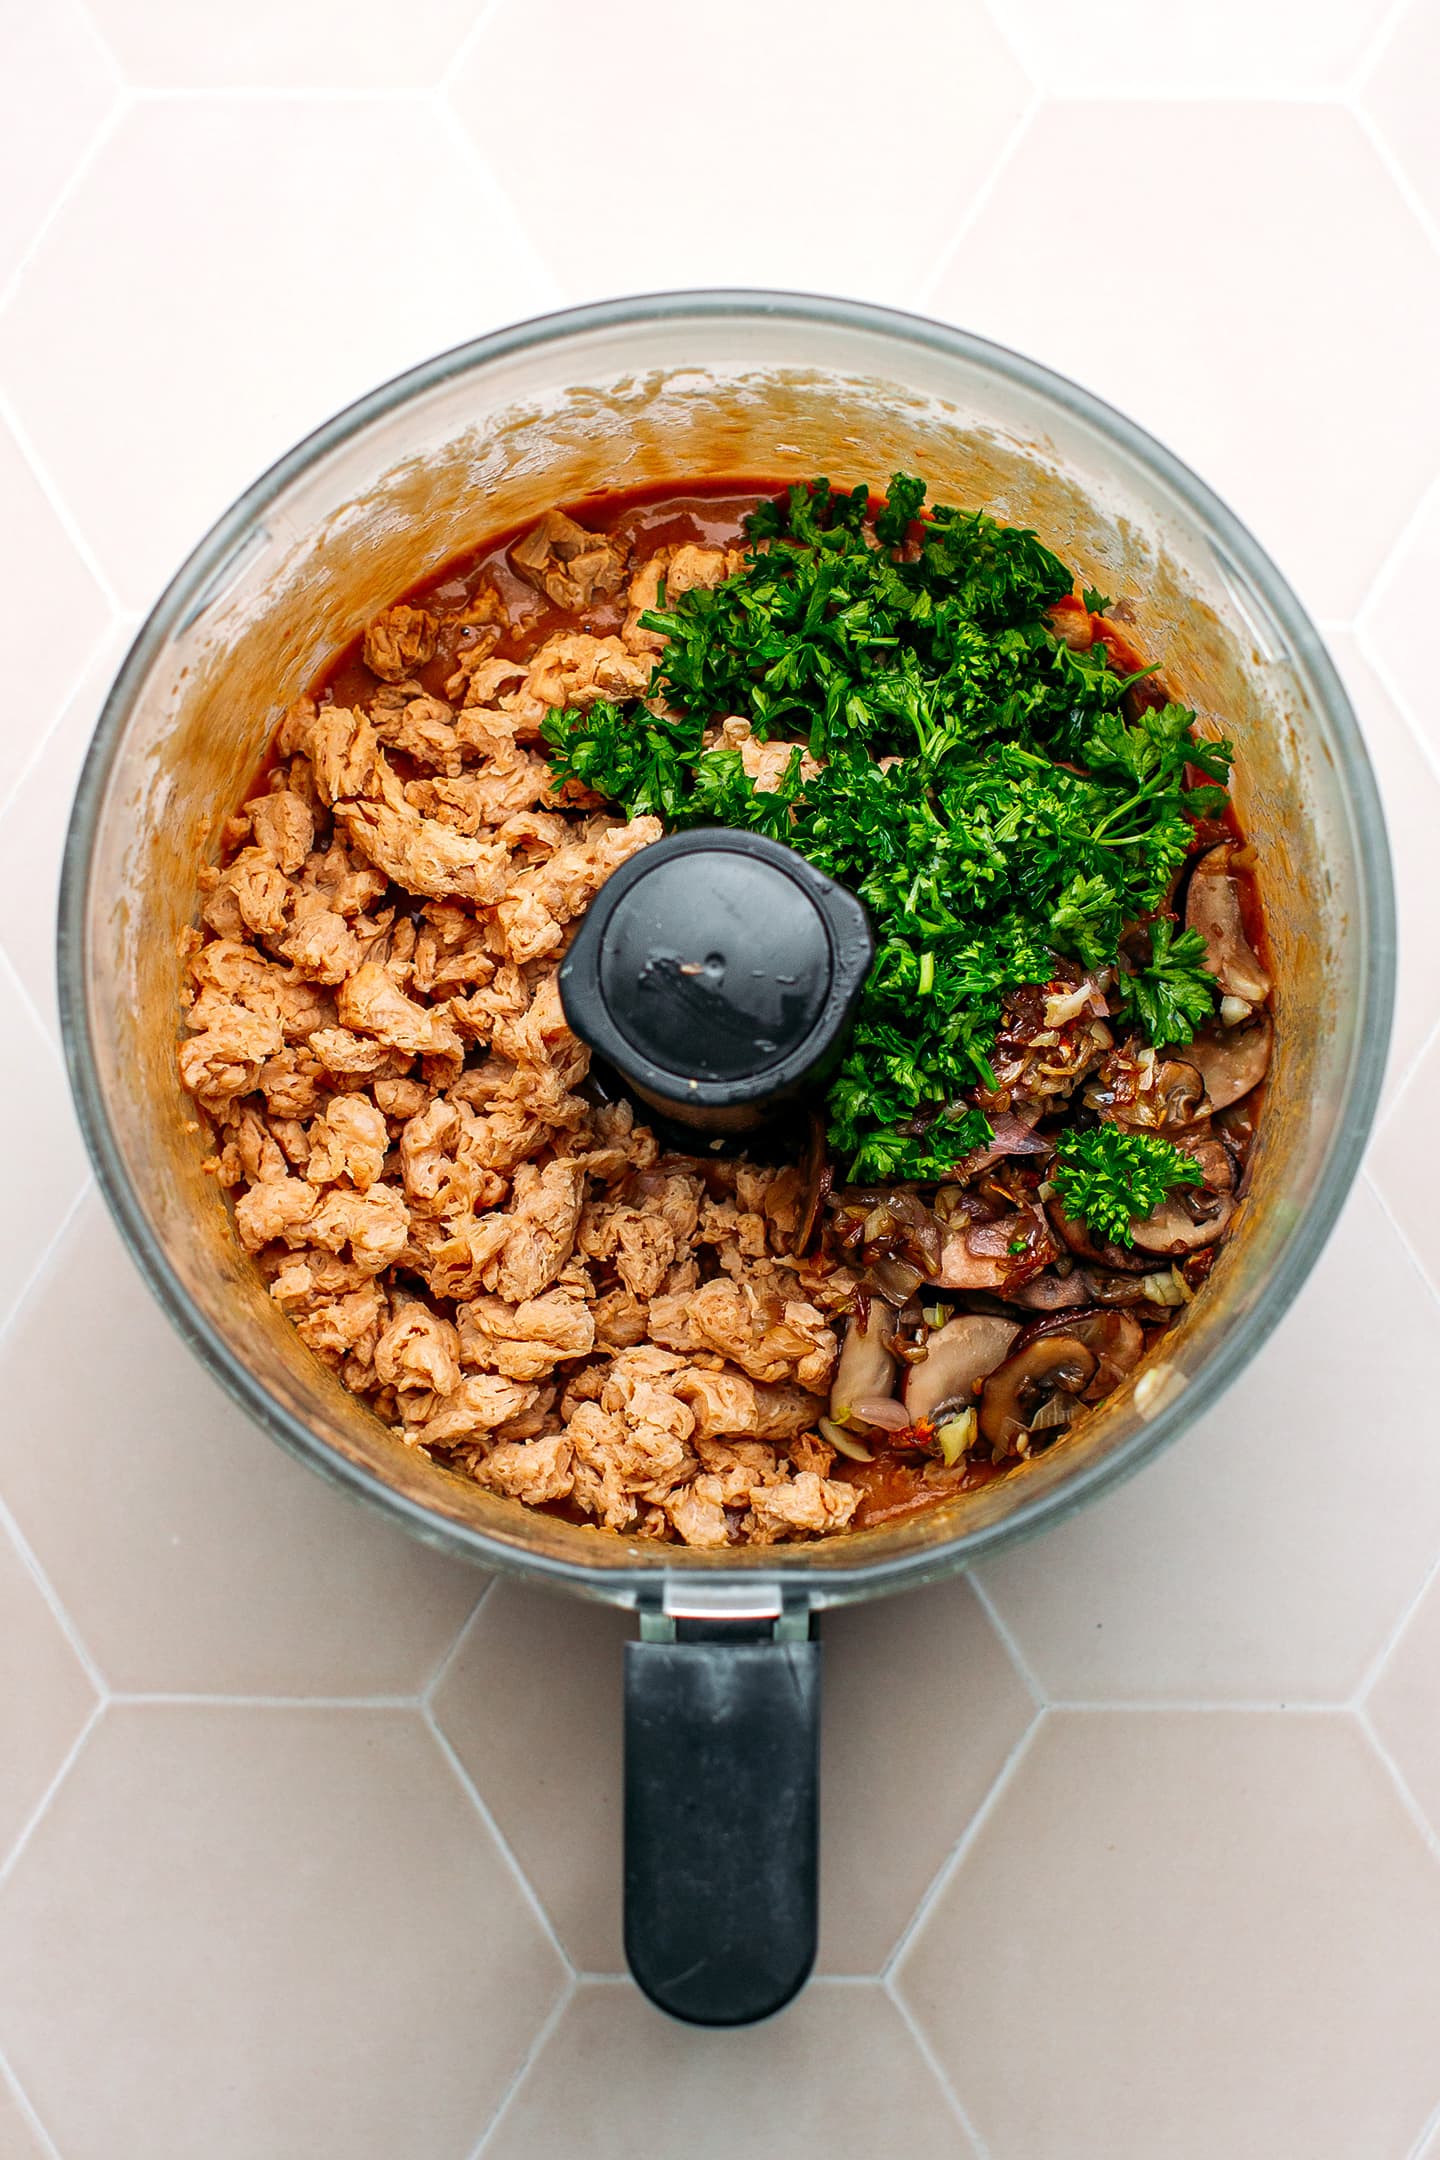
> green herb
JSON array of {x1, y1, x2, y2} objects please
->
[
  {"x1": 1082, "y1": 586, "x2": 1113, "y2": 614},
  {"x1": 1119, "y1": 917, "x2": 1218, "y2": 1046},
  {"x1": 542, "y1": 474, "x2": 1234, "y2": 1181},
  {"x1": 1053, "y1": 1126, "x2": 1205, "y2": 1248}
]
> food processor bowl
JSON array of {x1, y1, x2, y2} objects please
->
[{"x1": 59, "y1": 293, "x2": 1394, "y2": 2023}]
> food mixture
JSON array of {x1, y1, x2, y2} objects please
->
[{"x1": 178, "y1": 476, "x2": 1272, "y2": 1544}]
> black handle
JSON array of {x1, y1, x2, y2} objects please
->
[{"x1": 623, "y1": 1634, "x2": 821, "y2": 2025}]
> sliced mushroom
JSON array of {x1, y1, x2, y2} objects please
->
[
  {"x1": 1130, "y1": 1186, "x2": 1236, "y2": 1256},
  {"x1": 1188, "y1": 1012, "x2": 1273, "y2": 1112},
  {"x1": 1045, "y1": 1194, "x2": 1151, "y2": 1273},
  {"x1": 930, "y1": 1207, "x2": 1058, "y2": 1290},
  {"x1": 829, "y1": 1299, "x2": 899, "y2": 1428},
  {"x1": 1013, "y1": 1308, "x2": 1145, "y2": 1399},
  {"x1": 1005, "y1": 1268, "x2": 1095, "y2": 1312},
  {"x1": 903, "y1": 1316, "x2": 1020, "y2": 1426},
  {"x1": 979, "y1": 1336, "x2": 1099, "y2": 1460},
  {"x1": 1087, "y1": 1051, "x2": 1205, "y2": 1133},
  {"x1": 1180, "y1": 1135, "x2": 1235, "y2": 1194},
  {"x1": 1186, "y1": 843, "x2": 1272, "y2": 1004}
]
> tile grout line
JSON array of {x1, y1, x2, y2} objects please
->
[
  {"x1": 0, "y1": 1168, "x2": 94, "y2": 1367},
  {"x1": 1408, "y1": 2093, "x2": 1440, "y2": 2160},
  {"x1": 0, "y1": 1492, "x2": 108, "y2": 1703},
  {"x1": 0, "y1": 1699, "x2": 103, "y2": 1899},
  {"x1": 420, "y1": 1576, "x2": 497, "y2": 1711},
  {"x1": 439, "y1": 0, "x2": 509, "y2": 93},
  {"x1": 1351, "y1": 101, "x2": 1440, "y2": 267},
  {"x1": 883, "y1": 1706, "x2": 1045, "y2": 1984},
  {"x1": 1036, "y1": 86, "x2": 1346, "y2": 105},
  {"x1": 466, "y1": 1969, "x2": 576, "y2": 2160},
  {"x1": 0, "y1": 384, "x2": 126, "y2": 622},
  {"x1": 886, "y1": 1980, "x2": 994, "y2": 2160},
  {"x1": 1350, "y1": 1541, "x2": 1440, "y2": 1708},
  {"x1": 1347, "y1": 0, "x2": 1415, "y2": 94},
  {"x1": 0, "y1": 610, "x2": 121, "y2": 831},
  {"x1": 1353, "y1": 466, "x2": 1440, "y2": 631},
  {"x1": 122, "y1": 84, "x2": 442, "y2": 102},
  {"x1": 0, "y1": 2050, "x2": 63, "y2": 2160},
  {"x1": 965, "y1": 1568, "x2": 1047, "y2": 1707},
  {"x1": 1369, "y1": 1006, "x2": 1440, "y2": 1147},
  {"x1": 912, "y1": 91, "x2": 1040, "y2": 314},
  {"x1": 1353, "y1": 617, "x2": 1440, "y2": 803},
  {"x1": 422, "y1": 1703, "x2": 576, "y2": 1979},
  {"x1": 1360, "y1": 1164, "x2": 1440, "y2": 1319},
  {"x1": 109, "y1": 1691, "x2": 424, "y2": 1709},
  {"x1": 428, "y1": 93, "x2": 565, "y2": 311},
  {"x1": 0, "y1": 92, "x2": 130, "y2": 322},
  {"x1": 0, "y1": 942, "x2": 73, "y2": 1088},
  {"x1": 1356, "y1": 1706, "x2": 1440, "y2": 1875},
  {"x1": 1047, "y1": 1698, "x2": 1347, "y2": 1715}
]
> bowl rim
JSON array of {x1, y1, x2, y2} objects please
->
[{"x1": 57, "y1": 287, "x2": 1397, "y2": 1607}]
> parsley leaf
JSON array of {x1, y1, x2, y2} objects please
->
[
  {"x1": 1119, "y1": 917, "x2": 1218, "y2": 1046},
  {"x1": 1053, "y1": 1126, "x2": 1205, "y2": 1248}
]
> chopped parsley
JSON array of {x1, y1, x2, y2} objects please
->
[
  {"x1": 542, "y1": 474, "x2": 1232, "y2": 1187},
  {"x1": 1053, "y1": 1127, "x2": 1204, "y2": 1249}
]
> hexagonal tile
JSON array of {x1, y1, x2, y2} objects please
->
[
  {"x1": 0, "y1": 412, "x2": 112, "y2": 813},
  {"x1": 0, "y1": 950, "x2": 89, "y2": 1339},
  {"x1": 448, "y1": 0, "x2": 1029, "y2": 310},
  {"x1": 83, "y1": 0, "x2": 484, "y2": 87},
  {"x1": 0, "y1": 1192, "x2": 485, "y2": 1695},
  {"x1": 0, "y1": 1705, "x2": 566, "y2": 2160},
  {"x1": 992, "y1": 0, "x2": 1392, "y2": 93},
  {"x1": 0, "y1": 0, "x2": 117, "y2": 293},
  {"x1": 0, "y1": 2069, "x2": 52, "y2": 2160},
  {"x1": 435, "y1": 1576, "x2": 1034, "y2": 1975},
  {"x1": 483, "y1": 1980, "x2": 977, "y2": 2159},
  {"x1": 0, "y1": 97, "x2": 556, "y2": 612},
  {"x1": 930, "y1": 103, "x2": 1440, "y2": 620},
  {"x1": 0, "y1": 1514, "x2": 94, "y2": 1864},
  {"x1": 0, "y1": 625, "x2": 130, "y2": 1046},
  {"x1": 1361, "y1": 473, "x2": 1440, "y2": 769},
  {"x1": 974, "y1": 1181, "x2": 1440, "y2": 1703},
  {"x1": 1369, "y1": 1570, "x2": 1440, "y2": 1840},
  {"x1": 896, "y1": 1711, "x2": 1440, "y2": 2160},
  {"x1": 1363, "y1": 0, "x2": 1440, "y2": 239},
  {"x1": 1324, "y1": 631, "x2": 1440, "y2": 1107}
]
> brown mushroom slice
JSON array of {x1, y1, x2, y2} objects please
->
[
  {"x1": 1180, "y1": 1135, "x2": 1235, "y2": 1195},
  {"x1": 979, "y1": 1336, "x2": 1099, "y2": 1460},
  {"x1": 930, "y1": 1207, "x2": 1058, "y2": 1291},
  {"x1": 1186, "y1": 843, "x2": 1272, "y2": 1004},
  {"x1": 929, "y1": 1231, "x2": 1011, "y2": 1292},
  {"x1": 1045, "y1": 1193, "x2": 1151, "y2": 1273},
  {"x1": 903, "y1": 1316, "x2": 1020, "y2": 1426},
  {"x1": 1188, "y1": 1013, "x2": 1273, "y2": 1113},
  {"x1": 1012, "y1": 1308, "x2": 1144, "y2": 1399},
  {"x1": 1130, "y1": 1187, "x2": 1236, "y2": 1256},
  {"x1": 1006, "y1": 1269, "x2": 1094, "y2": 1312},
  {"x1": 829, "y1": 1298, "x2": 899, "y2": 1428}
]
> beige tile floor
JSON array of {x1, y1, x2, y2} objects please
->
[{"x1": 3, "y1": 4, "x2": 1440, "y2": 2155}]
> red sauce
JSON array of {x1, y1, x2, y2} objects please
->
[
  {"x1": 837, "y1": 1453, "x2": 1001, "y2": 1531},
  {"x1": 317, "y1": 479, "x2": 786, "y2": 716}
]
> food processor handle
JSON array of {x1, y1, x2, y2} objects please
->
[{"x1": 623, "y1": 1632, "x2": 820, "y2": 2025}]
